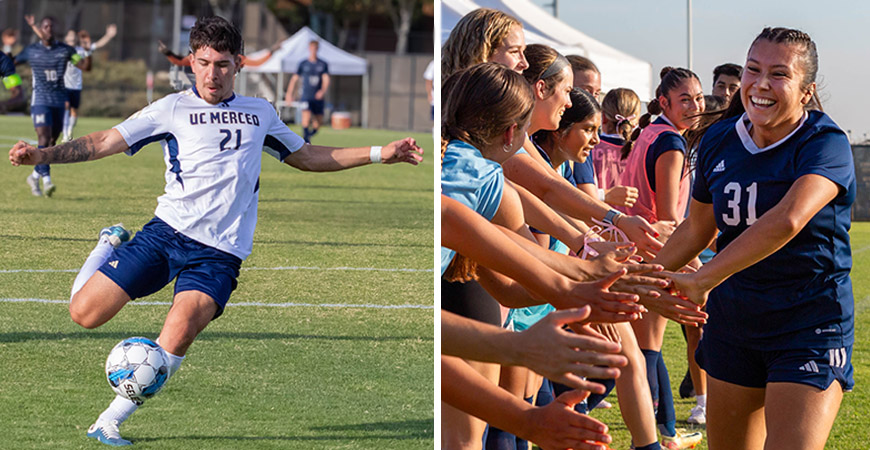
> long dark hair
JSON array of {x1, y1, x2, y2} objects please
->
[
  {"x1": 533, "y1": 88, "x2": 600, "y2": 150},
  {"x1": 621, "y1": 66, "x2": 700, "y2": 160}
]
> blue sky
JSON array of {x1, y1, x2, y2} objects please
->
[{"x1": 530, "y1": 0, "x2": 870, "y2": 142}]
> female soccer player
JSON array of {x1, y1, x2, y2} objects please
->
[
  {"x1": 617, "y1": 66, "x2": 705, "y2": 448},
  {"x1": 441, "y1": 8, "x2": 528, "y2": 79},
  {"x1": 591, "y1": 88, "x2": 641, "y2": 191},
  {"x1": 657, "y1": 27, "x2": 854, "y2": 450}
]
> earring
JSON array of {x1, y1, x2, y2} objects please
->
[{"x1": 503, "y1": 144, "x2": 511, "y2": 153}]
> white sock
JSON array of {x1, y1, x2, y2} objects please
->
[
  {"x1": 62, "y1": 109, "x2": 70, "y2": 134},
  {"x1": 70, "y1": 238, "x2": 114, "y2": 299},
  {"x1": 67, "y1": 115, "x2": 77, "y2": 138},
  {"x1": 29, "y1": 170, "x2": 39, "y2": 180},
  {"x1": 42, "y1": 175, "x2": 52, "y2": 185},
  {"x1": 696, "y1": 394, "x2": 707, "y2": 408},
  {"x1": 98, "y1": 395, "x2": 139, "y2": 425},
  {"x1": 155, "y1": 338, "x2": 186, "y2": 377}
]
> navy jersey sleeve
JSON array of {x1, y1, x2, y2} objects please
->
[
  {"x1": 0, "y1": 53, "x2": 15, "y2": 77},
  {"x1": 794, "y1": 128, "x2": 853, "y2": 192},
  {"x1": 322, "y1": 61, "x2": 329, "y2": 75},
  {"x1": 13, "y1": 46, "x2": 30, "y2": 64},
  {"x1": 572, "y1": 157, "x2": 595, "y2": 185},
  {"x1": 296, "y1": 60, "x2": 304, "y2": 75},
  {"x1": 646, "y1": 131, "x2": 686, "y2": 192}
]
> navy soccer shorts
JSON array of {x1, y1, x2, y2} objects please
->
[
  {"x1": 67, "y1": 89, "x2": 82, "y2": 109},
  {"x1": 303, "y1": 98, "x2": 325, "y2": 116},
  {"x1": 31, "y1": 105, "x2": 65, "y2": 136},
  {"x1": 697, "y1": 332, "x2": 854, "y2": 391},
  {"x1": 98, "y1": 217, "x2": 242, "y2": 319}
]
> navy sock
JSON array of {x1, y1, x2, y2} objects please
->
[
  {"x1": 35, "y1": 146, "x2": 50, "y2": 177},
  {"x1": 641, "y1": 349, "x2": 660, "y2": 413},
  {"x1": 635, "y1": 442, "x2": 663, "y2": 450},
  {"x1": 656, "y1": 353, "x2": 677, "y2": 435},
  {"x1": 535, "y1": 379, "x2": 554, "y2": 406},
  {"x1": 310, "y1": 126, "x2": 318, "y2": 136},
  {"x1": 302, "y1": 127, "x2": 311, "y2": 142},
  {"x1": 485, "y1": 425, "x2": 517, "y2": 450},
  {"x1": 586, "y1": 378, "x2": 616, "y2": 410}
]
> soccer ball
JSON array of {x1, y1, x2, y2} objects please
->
[{"x1": 105, "y1": 337, "x2": 170, "y2": 404}]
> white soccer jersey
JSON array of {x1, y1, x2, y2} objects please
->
[
  {"x1": 63, "y1": 45, "x2": 93, "y2": 90},
  {"x1": 113, "y1": 87, "x2": 305, "y2": 259}
]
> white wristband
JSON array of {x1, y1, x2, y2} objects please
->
[
  {"x1": 370, "y1": 146, "x2": 382, "y2": 164},
  {"x1": 598, "y1": 188, "x2": 606, "y2": 202}
]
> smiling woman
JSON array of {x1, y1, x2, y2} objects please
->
[{"x1": 652, "y1": 27, "x2": 856, "y2": 450}]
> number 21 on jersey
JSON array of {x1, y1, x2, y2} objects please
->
[{"x1": 722, "y1": 181, "x2": 758, "y2": 226}]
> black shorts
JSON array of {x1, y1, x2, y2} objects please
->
[
  {"x1": 441, "y1": 278, "x2": 502, "y2": 326},
  {"x1": 302, "y1": 98, "x2": 324, "y2": 116}
]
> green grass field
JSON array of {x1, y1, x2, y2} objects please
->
[{"x1": 0, "y1": 116, "x2": 435, "y2": 449}]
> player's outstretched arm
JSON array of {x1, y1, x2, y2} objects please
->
[
  {"x1": 442, "y1": 356, "x2": 612, "y2": 450},
  {"x1": 443, "y1": 308, "x2": 626, "y2": 391},
  {"x1": 283, "y1": 137, "x2": 423, "y2": 172},
  {"x1": 91, "y1": 24, "x2": 118, "y2": 50},
  {"x1": 9, "y1": 129, "x2": 128, "y2": 166}
]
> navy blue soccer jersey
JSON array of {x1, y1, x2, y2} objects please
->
[
  {"x1": 693, "y1": 110, "x2": 855, "y2": 349},
  {"x1": 646, "y1": 117, "x2": 687, "y2": 192},
  {"x1": 296, "y1": 58, "x2": 328, "y2": 100},
  {"x1": 572, "y1": 155, "x2": 595, "y2": 186},
  {"x1": 14, "y1": 42, "x2": 78, "y2": 107}
]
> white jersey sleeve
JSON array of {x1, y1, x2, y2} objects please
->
[
  {"x1": 263, "y1": 107, "x2": 305, "y2": 162},
  {"x1": 114, "y1": 95, "x2": 177, "y2": 156}
]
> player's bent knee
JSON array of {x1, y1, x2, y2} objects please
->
[{"x1": 69, "y1": 294, "x2": 104, "y2": 329}]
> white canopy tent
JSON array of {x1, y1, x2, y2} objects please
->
[
  {"x1": 243, "y1": 26, "x2": 370, "y2": 127},
  {"x1": 442, "y1": 0, "x2": 653, "y2": 100}
]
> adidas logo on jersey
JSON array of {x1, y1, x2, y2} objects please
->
[
  {"x1": 108, "y1": 260, "x2": 119, "y2": 269},
  {"x1": 798, "y1": 361, "x2": 819, "y2": 373},
  {"x1": 713, "y1": 160, "x2": 726, "y2": 172}
]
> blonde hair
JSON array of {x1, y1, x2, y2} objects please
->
[
  {"x1": 600, "y1": 88, "x2": 641, "y2": 141},
  {"x1": 441, "y1": 8, "x2": 522, "y2": 79}
]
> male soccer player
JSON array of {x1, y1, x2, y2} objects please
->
[
  {"x1": 0, "y1": 51, "x2": 24, "y2": 113},
  {"x1": 9, "y1": 16, "x2": 422, "y2": 447},
  {"x1": 711, "y1": 62, "x2": 742, "y2": 106},
  {"x1": 284, "y1": 40, "x2": 330, "y2": 143},
  {"x1": 14, "y1": 16, "x2": 91, "y2": 197}
]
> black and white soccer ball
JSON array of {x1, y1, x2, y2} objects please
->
[{"x1": 105, "y1": 337, "x2": 169, "y2": 404}]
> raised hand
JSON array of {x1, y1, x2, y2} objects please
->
[
  {"x1": 616, "y1": 215, "x2": 663, "y2": 260},
  {"x1": 566, "y1": 269, "x2": 645, "y2": 323},
  {"x1": 381, "y1": 137, "x2": 424, "y2": 165},
  {"x1": 523, "y1": 389, "x2": 613, "y2": 450},
  {"x1": 517, "y1": 307, "x2": 627, "y2": 391}
]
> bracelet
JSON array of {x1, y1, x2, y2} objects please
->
[
  {"x1": 602, "y1": 209, "x2": 622, "y2": 226},
  {"x1": 369, "y1": 146, "x2": 382, "y2": 164},
  {"x1": 598, "y1": 188, "x2": 606, "y2": 202}
]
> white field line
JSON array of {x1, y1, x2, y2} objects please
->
[
  {"x1": 0, "y1": 265, "x2": 433, "y2": 274},
  {"x1": 0, "y1": 297, "x2": 433, "y2": 309},
  {"x1": 0, "y1": 135, "x2": 38, "y2": 144}
]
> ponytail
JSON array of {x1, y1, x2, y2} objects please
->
[{"x1": 621, "y1": 98, "x2": 660, "y2": 159}]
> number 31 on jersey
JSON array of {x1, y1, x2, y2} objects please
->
[{"x1": 722, "y1": 181, "x2": 758, "y2": 226}]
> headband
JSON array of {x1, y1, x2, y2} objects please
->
[{"x1": 539, "y1": 53, "x2": 570, "y2": 81}]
